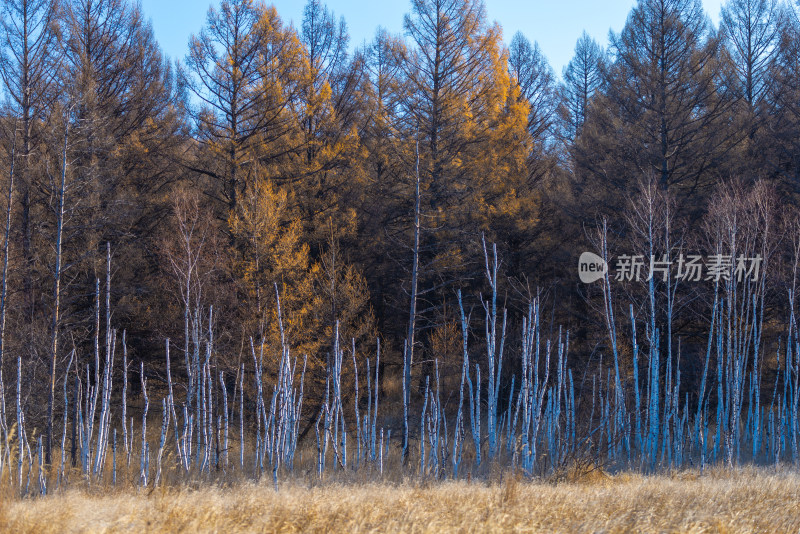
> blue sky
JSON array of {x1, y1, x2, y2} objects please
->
[{"x1": 140, "y1": 0, "x2": 725, "y2": 77}]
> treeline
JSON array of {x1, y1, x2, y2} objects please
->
[{"x1": 0, "y1": 0, "x2": 800, "y2": 468}]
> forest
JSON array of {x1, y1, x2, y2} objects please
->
[{"x1": 0, "y1": 0, "x2": 799, "y2": 494}]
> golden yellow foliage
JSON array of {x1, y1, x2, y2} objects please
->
[{"x1": 229, "y1": 173, "x2": 309, "y2": 325}]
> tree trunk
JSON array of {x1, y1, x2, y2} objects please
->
[
  {"x1": 403, "y1": 140, "x2": 421, "y2": 463},
  {"x1": 46, "y1": 117, "x2": 69, "y2": 465}
]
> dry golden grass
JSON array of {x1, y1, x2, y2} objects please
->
[{"x1": 0, "y1": 466, "x2": 798, "y2": 533}]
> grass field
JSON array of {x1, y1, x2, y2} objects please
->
[{"x1": 0, "y1": 467, "x2": 798, "y2": 533}]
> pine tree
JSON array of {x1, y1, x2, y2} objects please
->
[
  {"x1": 0, "y1": 0, "x2": 61, "y2": 333},
  {"x1": 356, "y1": 28, "x2": 409, "y2": 342},
  {"x1": 290, "y1": 0, "x2": 362, "y2": 248},
  {"x1": 508, "y1": 31, "x2": 558, "y2": 144},
  {"x1": 721, "y1": 0, "x2": 782, "y2": 108},
  {"x1": 186, "y1": 0, "x2": 302, "y2": 216},
  {"x1": 559, "y1": 31, "x2": 604, "y2": 141},
  {"x1": 228, "y1": 169, "x2": 309, "y2": 335},
  {"x1": 63, "y1": 0, "x2": 183, "y2": 349},
  {"x1": 762, "y1": 4, "x2": 800, "y2": 196},
  {"x1": 575, "y1": 0, "x2": 734, "y2": 213}
]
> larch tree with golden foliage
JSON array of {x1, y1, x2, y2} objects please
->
[
  {"x1": 185, "y1": 0, "x2": 303, "y2": 218},
  {"x1": 395, "y1": 0, "x2": 534, "y2": 456}
]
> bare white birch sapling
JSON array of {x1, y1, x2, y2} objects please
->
[{"x1": 46, "y1": 115, "x2": 70, "y2": 465}]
